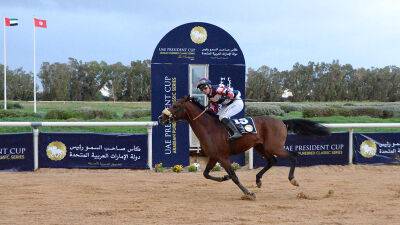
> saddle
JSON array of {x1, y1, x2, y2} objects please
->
[{"x1": 227, "y1": 117, "x2": 257, "y2": 136}]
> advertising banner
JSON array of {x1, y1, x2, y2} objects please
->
[
  {"x1": 151, "y1": 64, "x2": 190, "y2": 167},
  {"x1": 151, "y1": 22, "x2": 246, "y2": 167},
  {"x1": 354, "y1": 133, "x2": 400, "y2": 164},
  {"x1": 209, "y1": 64, "x2": 246, "y2": 165},
  {"x1": 254, "y1": 133, "x2": 349, "y2": 167},
  {"x1": 39, "y1": 133, "x2": 148, "y2": 169},
  {"x1": 0, "y1": 133, "x2": 33, "y2": 171},
  {"x1": 209, "y1": 64, "x2": 246, "y2": 105},
  {"x1": 152, "y1": 22, "x2": 245, "y2": 65}
]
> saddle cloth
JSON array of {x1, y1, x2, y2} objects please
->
[{"x1": 230, "y1": 117, "x2": 257, "y2": 135}]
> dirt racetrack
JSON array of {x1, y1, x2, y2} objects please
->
[{"x1": 1, "y1": 165, "x2": 400, "y2": 225}]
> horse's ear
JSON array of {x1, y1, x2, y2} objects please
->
[{"x1": 184, "y1": 95, "x2": 192, "y2": 101}]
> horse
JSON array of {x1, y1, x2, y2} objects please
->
[{"x1": 158, "y1": 96, "x2": 330, "y2": 200}]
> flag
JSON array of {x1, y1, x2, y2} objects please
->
[
  {"x1": 34, "y1": 18, "x2": 47, "y2": 28},
  {"x1": 5, "y1": 18, "x2": 18, "y2": 26}
]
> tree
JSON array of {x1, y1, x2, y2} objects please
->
[
  {"x1": 81, "y1": 61, "x2": 109, "y2": 101},
  {"x1": 0, "y1": 65, "x2": 34, "y2": 101},
  {"x1": 246, "y1": 67, "x2": 268, "y2": 101},
  {"x1": 39, "y1": 62, "x2": 71, "y2": 100},
  {"x1": 284, "y1": 62, "x2": 314, "y2": 101},
  {"x1": 68, "y1": 58, "x2": 85, "y2": 101},
  {"x1": 246, "y1": 66, "x2": 285, "y2": 101},
  {"x1": 126, "y1": 60, "x2": 151, "y2": 101},
  {"x1": 108, "y1": 62, "x2": 129, "y2": 101}
]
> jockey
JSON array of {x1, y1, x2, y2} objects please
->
[{"x1": 196, "y1": 78, "x2": 244, "y2": 141}]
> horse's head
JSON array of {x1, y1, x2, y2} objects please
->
[{"x1": 158, "y1": 96, "x2": 192, "y2": 125}]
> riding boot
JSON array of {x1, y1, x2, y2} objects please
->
[{"x1": 221, "y1": 118, "x2": 242, "y2": 141}]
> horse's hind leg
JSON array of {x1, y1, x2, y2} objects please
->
[
  {"x1": 203, "y1": 158, "x2": 230, "y2": 182},
  {"x1": 273, "y1": 149, "x2": 299, "y2": 187},
  {"x1": 220, "y1": 159, "x2": 255, "y2": 200},
  {"x1": 255, "y1": 147, "x2": 277, "y2": 188},
  {"x1": 287, "y1": 151, "x2": 299, "y2": 186}
]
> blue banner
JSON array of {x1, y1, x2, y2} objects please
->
[
  {"x1": 0, "y1": 133, "x2": 33, "y2": 171},
  {"x1": 39, "y1": 133, "x2": 148, "y2": 169},
  {"x1": 209, "y1": 64, "x2": 246, "y2": 106},
  {"x1": 230, "y1": 153, "x2": 245, "y2": 166},
  {"x1": 152, "y1": 22, "x2": 245, "y2": 65},
  {"x1": 354, "y1": 133, "x2": 400, "y2": 164},
  {"x1": 151, "y1": 64, "x2": 190, "y2": 167},
  {"x1": 254, "y1": 133, "x2": 349, "y2": 167},
  {"x1": 151, "y1": 22, "x2": 246, "y2": 167}
]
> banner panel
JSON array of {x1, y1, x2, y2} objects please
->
[
  {"x1": 354, "y1": 133, "x2": 400, "y2": 164},
  {"x1": 39, "y1": 133, "x2": 148, "y2": 169},
  {"x1": 209, "y1": 64, "x2": 246, "y2": 165},
  {"x1": 151, "y1": 64, "x2": 190, "y2": 167},
  {"x1": 254, "y1": 133, "x2": 349, "y2": 167},
  {"x1": 151, "y1": 22, "x2": 246, "y2": 167},
  {"x1": 0, "y1": 133, "x2": 33, "y2": 171},
  {"x1": 208, "y1": 64, "x2": 246, "y2": 108},
  {"x1": 152, "y1": 22, "x2": 245, "y2": 65}
]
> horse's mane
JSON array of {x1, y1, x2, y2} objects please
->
[{"x1": 188, "y1": 96, "x2": 219, "y2": 120}]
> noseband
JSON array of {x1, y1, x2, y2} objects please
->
[{"x1": 161, "y1": 108, "x2": 174, "y2": 123}]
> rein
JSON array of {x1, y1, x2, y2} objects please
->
[
  {"x1": 187, "y1": 101, "x2": 210, "y2": 121},
  {"x1": 190, "y1": 108, "x2": 207, "y2": 121}
]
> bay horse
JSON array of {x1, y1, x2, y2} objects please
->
[{"x1": 158, "y1": 96, "x2": 330, "y2": 200}]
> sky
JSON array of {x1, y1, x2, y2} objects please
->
[{"x1": 1, "y1": 0, "x2": 400, "y2": 73}]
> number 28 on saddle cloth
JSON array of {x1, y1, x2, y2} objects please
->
[{"x1": 227, "y1": 117, "x2": 257, "y2": 136}]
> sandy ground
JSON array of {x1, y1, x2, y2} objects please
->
[{"x1": 1, "y1": 164, "x2": 400, "y2": 225}]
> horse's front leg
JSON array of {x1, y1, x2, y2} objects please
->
[
  {"x1": 203, "y1": 158, "x2": 230, "y2": 182},
  {"x1": 220, "y1": 159, "x2": 256, "y2": 200}
]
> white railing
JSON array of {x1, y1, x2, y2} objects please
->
[
  {"x1": 248, "y1": 123, "x2": 400, "y2": 169},
  {"x1": 0, "y1": 121, "x2": 158, "y2": 170}
]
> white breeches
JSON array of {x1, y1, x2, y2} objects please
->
[{"x1": 217, "y1": 99, "x2": 244, "y2": 121}]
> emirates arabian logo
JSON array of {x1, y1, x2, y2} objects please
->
[
  {"x1": 359, "y1": 140, "x2": 377, "y2": 158},
  {"x1": 190, "y1": 26, "x2": 207, "y2": 44},
  {"x1": 46, "y1": 141, "x2": 67, "y2": 161}
]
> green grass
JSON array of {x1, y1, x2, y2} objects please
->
[
  {"x1": 0, "y1": 101, "x2": 152, "y2": 134},
  {"x1": 1, "y1": 101, "x2": 400, "y2": 134},
  {"x1": 277, "y1": 111, "x2": 400, "y2": 133},
  {"x1": 12, "y1": 101, "x2": 151, "y2": 117},
  {"x1": 0, "y1": 117, "x2": 151, "y2": 134}
]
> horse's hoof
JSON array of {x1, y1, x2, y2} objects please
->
[
  {"x1": 256, "y1": 181, "x2": 262, "y2": 188},
  {"x1": 290, "y1": 178, "x2": 299, "y2": 186},
  {"x1": 241, "y1": 192, "x2": 256, "y2": 201}
]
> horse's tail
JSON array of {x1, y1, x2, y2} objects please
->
[{"x1": 282, "y1": 119, "x2": 331, "y2": 136}]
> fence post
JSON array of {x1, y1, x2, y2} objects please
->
[
  {"x1": 147, "y1": 125, "x2": 153, "y2": 170},
  {"x1": 349, "y1": 128, "x2": 353, "y2": 164},
  {"x1": 248, "y1": 147, "x2": 253, "y2": 169},
  {"x1": 33, "y1": 128, "x2": 39, "y2": 171}
]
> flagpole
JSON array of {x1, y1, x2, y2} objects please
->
[
  {"x1": 3, "y1": 17, "x2": 7, "y2": 110},
  {"x1": 33, "y1": 18, "x2": 37, "y2": 113}
]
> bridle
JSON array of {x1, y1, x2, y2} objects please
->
[
  {"x1": 160, "y1": 100, "x2": 208, "y2": 123},
  {"x1": 160, "y1": 108, "x2": 175, "y2": 124}
]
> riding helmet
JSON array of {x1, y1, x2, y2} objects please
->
[{"x1": 197, "y1": 78, "x2": 211, "y2": 90}]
